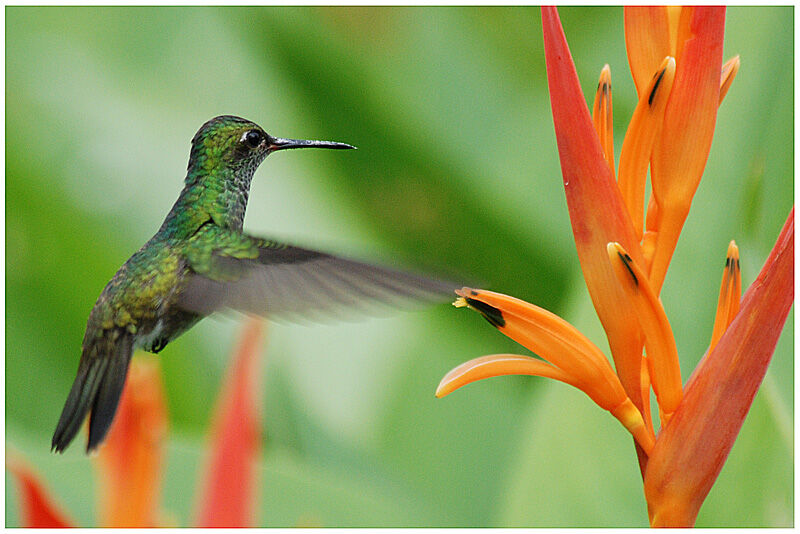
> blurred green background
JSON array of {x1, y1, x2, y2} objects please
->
[{"x1": 5, "y1": 6, "x2": 793, "y2": 527}]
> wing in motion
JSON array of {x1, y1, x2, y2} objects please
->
[{"x1": 178, "y1": 227, "x2": 455, "y2": 320}]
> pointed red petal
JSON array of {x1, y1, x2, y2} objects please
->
[
  {"x1": 7, "y1": 455, "x2": 74, "y2": 528},
  {"x1": 541, "y1": 6, "x2": 647, "y2": 415},
  {"x1": 194, "y1": 318, "x2": 264, "y2": 528},
  {"x1": 644, "y1": 208, "x2": 794, "y2": 527}
]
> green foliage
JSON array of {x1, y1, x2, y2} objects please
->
[{"x1": 5, "y1": 6, "x2": 793, "y2": 527}]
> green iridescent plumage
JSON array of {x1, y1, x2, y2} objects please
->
[{"x1": 52, "y1": 115, "x2": 453, "y2": 453}]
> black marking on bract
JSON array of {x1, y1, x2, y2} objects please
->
[
  {"x1": 725, "y1": 256, "x2": 731, "y2": 267},
  {"x1": 649, "y1": 68, "x2": 667, "y2": 107},
  {"x1": 470, "y1": 290, "x2": 478, "y2": 296},
  {"x1": 617, "y1": 251, "x2": 638, "y2": 286},
  {"x1": 465, "y1": 297, "x2": 506, "y2": 328}
]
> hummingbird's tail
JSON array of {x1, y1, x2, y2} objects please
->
[{"x1": 51, "y1": 329, "x2": 134, "y2": 453}]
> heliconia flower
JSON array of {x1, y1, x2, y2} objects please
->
[
  {"x1": 7, "y1": 317, "x2": 266, "y2": 528},
  {"x1": 194, "y1": 318, "x2": 264, "y2": 527},
  {"x1": 437, "y1": 6, "x2": 792, "y2": 527},
  {"x1": 644, "y1": 210, "x2": 793, "y2": 527}
]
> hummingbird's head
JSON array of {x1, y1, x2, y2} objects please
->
[{"x1": 186, "y1": 115, "x2": 355, "y2": 183}]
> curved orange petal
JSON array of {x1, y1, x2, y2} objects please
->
[
  {"x1": 7, "y1": 454, "x2": 74, "y2": 528},
  {"x1": 453, "y1": 288, "x2": 625, "y2": 413},
  {"x1": 617, "y1": 56, "x2": 676, "y2": 239},
  {"x1": 592, "y1": 64, "x2": 615, "y2": 175},
  {"x1": 95, "y1": 356, "x2": 167, "y2": 528},
  {"x1": 607, "y1": 243, "x2": 682, "y2": 424},
  {"x1": 436, "y1": 352, "x2": 654, "y2": 453},
  {"x1": 709, "y1": 240, "x2": 741, "y2": 352},
  {"x1": 624, "y1": 7, "x2": 672, "y2": 98},
  {"x1": 194, "y1": 318, "x2": 264, "y2": 528},
  {"x1": 541, "y1": 6, "x2": 647, "y2": 414},
  {"x1": 436, "y1": 353, "x2": 580, "y2": 397},
  {"x1": 648, "y1": 7, "x2": 726, "y2": 295},
  {"x1": 719, "y1": 55, "x2": 740, "y2": 104},
  {"x1": 644, "y1": 208, "x2": 794, "y2": 527}
]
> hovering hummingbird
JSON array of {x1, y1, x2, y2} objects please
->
[{"x1": 52, "y1": 115, "x2": 453, "y2": 453}]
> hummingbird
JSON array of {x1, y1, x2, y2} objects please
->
[{"x1": 52, "y1": 115, "x2": 453, "y2": 453}]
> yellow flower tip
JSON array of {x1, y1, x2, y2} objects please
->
[
  {"x1": 453, "y1": 297, "x2": 468, "y2": 308},
  {"x1": 452, "y1": 288, "x2": 506, "y2": 329},
  {"x1": 719, "y1": 55, "x2": 741, "y2": 104},
  {"x1": 726, "y1": 239, "x2": 739, "y2": 259},
  {"x1": 596, "y1": 64, "x2": 612, "y2": 97}
]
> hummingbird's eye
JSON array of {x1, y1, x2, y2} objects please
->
[{"x1": 242, "y1": 130, "x2": 264, "y2": 149}]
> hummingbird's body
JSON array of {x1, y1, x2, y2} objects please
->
[{"x1": 53, "y1": 115, "x2": 452, "y2": 453}]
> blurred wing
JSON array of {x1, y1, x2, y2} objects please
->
[{"x1": 178, "y1": 230, "x2": 455, "y2": 320}]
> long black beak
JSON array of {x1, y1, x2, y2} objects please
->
[{"x1": 268, "y1": 137, "x2": 356, "y2": 151}]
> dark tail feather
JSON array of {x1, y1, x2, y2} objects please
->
[
  {"x1": 51, "y1": 331, "x2": 134, "y2": 453},
  {"x1": 87, "y1": 334, "x2": 133, "y2": 451}
]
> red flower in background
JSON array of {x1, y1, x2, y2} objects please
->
[{"x1": 8, "y1": 318, "x2": 265, "y2": 528}]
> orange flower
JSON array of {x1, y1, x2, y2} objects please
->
[
  {"x1": 7, "y1": 318, "x2": 265, "y2": 528},
  {"x1": 437, "y1": 6, "x2": 793, "y2": 527}
]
